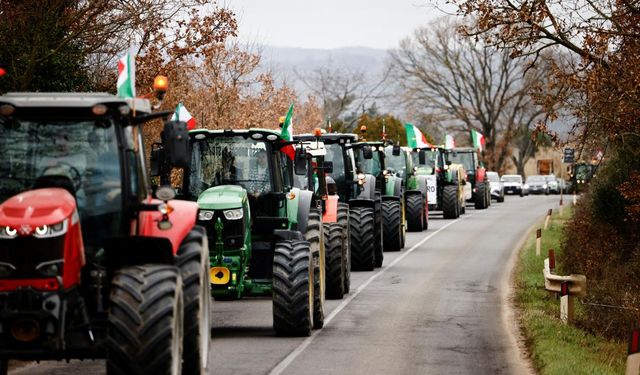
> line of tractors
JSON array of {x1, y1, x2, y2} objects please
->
[{"x1": 0, "y1": 88, "x2": 495, "y2": 374}]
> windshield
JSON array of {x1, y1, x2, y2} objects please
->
[
  {"x1": 0, "y1": 117, "x2": 122, "y2": 215},
  {"x1": 325, "y1": 143, "x2": 346, "y2": 183},
  {"x1": 487, "y1": 172, "x2": 499, "y2": 182},
  {"x1": 526, "y1": 175, "x2": 546, "y2": 183},
  {"x1": 502, "y1": 175, "x2": 521, "y2": 183},
  {"x1": 355, "y1": 146, "x2": 382, "y2": 176},
  {"x1": 445, "y1": 151, "x2": 475, "y2": 172},
  {"x1": 384, "y1": 148, "x2": 406, "y2": 178},
  {"x1": 575, "y1": 164, "x2": 593, "y2": 180},
  {"x1": 189, "y1": 137, "x2": 270, "y2": 197},
  {"x1": 412, "y1": 149, "x2": 437, "y2": 174},
  {"x1": 544, "y1": 175, "x2": 557, "y2": 182}
]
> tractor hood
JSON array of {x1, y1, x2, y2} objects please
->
[
  {"x1": 197, "y1": 185, "x2": 247, "y2": 210},
  {"x1": 0, "y1": 188, "x2": 76, "y2": 232}
]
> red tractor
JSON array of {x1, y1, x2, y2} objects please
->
[{"x1": 0, "y1": 92, "x2": 210, "y2": 374}]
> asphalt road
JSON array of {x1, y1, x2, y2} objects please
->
[{"x1": 12, "y1": 194, "x2": 563, "y2": 375}]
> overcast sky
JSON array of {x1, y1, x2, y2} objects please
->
[{"x1": 227, "y1": 0, "x2": 450, "y2": 50}]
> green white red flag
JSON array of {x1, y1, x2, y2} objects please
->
[
  {"x1": 445, "y1": 134, "x2": 455, "y2": 149},
  {"x1": 280, "y1": 103, "x2": 295, "y2": 159},
  {"x1": 171, "y1": 102, "x2": 196, "y2": 130},
  {"x1": 117, "y1": 52, "x2": 135, "y2": 99},
  {"x1": 404, "y1": 123, "x2": 432, "y2": 148},
  {"x1": 471, "y1": 129, "x2": 485, "y2": 151}
]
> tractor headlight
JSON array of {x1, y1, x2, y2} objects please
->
[
  {"x1": 33, "y1": 220, "x2": 68, "y2": 239},
  {"x1": 223, "y1": 208, "x2": 243, "y2": 220},
  {"x1": 198, "y1": 210, "x2": 214, "y2": 221},
  {"x1": 0, "y1": 226, "x2": 17, "y2": 239}
]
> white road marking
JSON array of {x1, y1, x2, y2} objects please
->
[{"x1": 268, "y1": 214, "x2": 471, "y2": 375}]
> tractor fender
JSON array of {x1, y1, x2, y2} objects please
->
[
  {"x1": 476, "y1": 168, "x2": 487, "y2": 183},
  {"x1": 388, "y1": 176, "x2": 402, "y2": 197},
  {"x1": 348, "y1": 198, "x2": 375, "y2": 210},
  {"x1": 356, "y1": 174, "x2": 377, "y2": 200},
  {"x1": 138, "y1": 198, "x2": 198, "y2": 255},
  {"x1": 322, "y1": 195, "x2": 339, "y2": 223},
  {"x1": 415, "y1": 175, "x2": 428, "y2": 197},
  {"x1": 294, "y1": 189, "x2": 314, "y2": 234}
]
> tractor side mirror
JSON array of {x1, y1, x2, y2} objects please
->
[
  {"x1": 162, "y1": 121, "x2": 191, "y2": 169},
  {"x1": 150, "y1": 143, "x2": 164, "y2": 177},
  {"x1": 362, "y1": 146, "x2": 373, "y2": 159},
  {"x1": 418, "y1": 150, "x2": 426, "y2": 165},
  {"x1": 392, "y1": 145, "x2": 401, "y2": 156},
  {"x1": 294, "y1": 148, "x2": 307, "y2": 175},
  {"x1": 322, "y1": 161, "x2": 333, "y2": 174},
  {"x1": 446, "y1": 160, "x2": 452, "y2": 166}
]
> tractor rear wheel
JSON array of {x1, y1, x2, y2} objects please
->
[
  {"x1": 324, "y1": 223, "x2": 344, "y2": 299},
  {"x1": 349, "y1": 207, "x2": 375, "y2": 271},
  {"x1": 176, "y1": 227, "x2": 211, "y2": 375},
  {"x1": 382, "y1": 200, "x2": 402, "y2": 252},
  {"x1": 337, "y1": 203, "x2": 350, "y2": 294},
  {"x1": 405, "y1": 194, "x2": 424, "y2": 232},
  {"x1": 272, "y1": 240, "x2": 313, "y2": 336},
  {"x1": 442, "y1": 185, "x2": 459, "y2": 219},
  {"x1": 422, "y1": 195, "x2": 429, "y2": 230},
  {"x1": 306, "y1": 209, "x2": 325, "y2": 329},
  {"x1": 374, "y1": 196, "x2": 383, "y2": 268},
  {"x1": 107, "y1": 265, "x2": 184, "y2": 375}
]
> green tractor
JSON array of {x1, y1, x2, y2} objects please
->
[
  {"x1": 413, "y1": 146, "x2": 470, "y2": 219},
  {"x1": 445, "y1": 147, "x2": 490, "y2": 210},
  {"x1": 292, "y1": 137, "x2": 350, "y2": 300},
  {"x1": 384, "y1": 145, "x2": 428, "y2": 232},
  {"x1": 154, "y1": 128, "x2": 326, "y2": 336},
  {"x1": 352, "y1": 139, "x2": 405, "y2": 257}
]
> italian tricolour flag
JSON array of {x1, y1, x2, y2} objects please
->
[
  {"x1": 445, "y1": 134, "x2": 456, "y2": 149},
  {"x1": 280, "y1": 103, "x2": 295, "y2": 159},
  {"x1": 404, "y1": 123, "x2": 433, "y2": 148},
  {"x1": 471, "y1": 129, "x2": 485, "y2": 151},
  {"x1": 171, "y1": 102, "x2": 196, "y2": 130},
  {"x1": 117, "y1": 52, "x2": 136, "y2": 99}
]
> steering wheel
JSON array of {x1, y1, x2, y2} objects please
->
[{"x1": 41, "y1": 162, "x2": 82, "y2": 191}]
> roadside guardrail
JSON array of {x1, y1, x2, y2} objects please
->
[{"x1": 543, "y1": 257, "x2": 587, "y2": 325}]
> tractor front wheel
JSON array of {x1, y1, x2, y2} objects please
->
[
  {"x1": 442, "y1": 185, "x2": 459, "y2": 219},
  {"x1": 272, "y1": 240, "x2": 313, "y2": 336},
  {"x1": 475, "y1": 183, "x2": 488, "y2": 209},
  {"x1": 349, "y1": 207, "x2": 375, "y2": 271},
  {"x1": 405, "y1": 194, "x2": 424, "y2": 232},
  {"x1": 337, "y1": 203, "x2": 350, "y2": 294},
  {"x1": 382, "y1": 200, "x2": 402, "y2": 252},
  {"x1": 176, "y1": 227, "x2": 211, "y2": 375},
  {"x1": 324, "y1": 222, "x2": 345, "y2": 299},
  {"x1": 107, "y1": 265, "x2": 184, "y2": 375},
  {"x1": 306, "y1": 209, "x2": 325, "y2": 329}
]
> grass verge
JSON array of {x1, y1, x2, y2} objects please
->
[{"x1": 515, "y1": 204, "x2": 627, "y2": 374}]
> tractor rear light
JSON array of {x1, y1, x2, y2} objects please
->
[
  {"x1": 0, "y1": 104, "x2": 15, "y2": 116},
  {"x1": 223, "y1": 208, "x2": 243, "y2": 220},
  {"x1": 11, "y1": 318, "x2": 41, "y2": 343},
  {"x1": 0, "y1": 226, "x2": 17, "y2": 239},
  {"x1": 32, "y1": 220, "x2": 68, "y2": 239},
  {"x1": 198, "y1": 210, "x2": 214, "y2": 221},
  {"x1": 91, "y1": 104, "x2": 107, "y2": 115}
]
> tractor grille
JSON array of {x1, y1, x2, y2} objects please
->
[
  {"x1": 0, "y1": 236, "x2": 65, "y2": 279},
  {"x1": 197, "y1": 210, "x2": 245, "y2": 250}
]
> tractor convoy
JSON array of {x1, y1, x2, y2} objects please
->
[{"x1": 0, "y1": 82, "x2": 499, "y2": 373}]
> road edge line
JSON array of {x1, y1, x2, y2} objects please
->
[{"x1": 268, "y1": 214, "x2": 471, "y2": 375}]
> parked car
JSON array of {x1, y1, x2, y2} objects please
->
[
  {"x1": 526, "y1": 175, "x2": 550, "y2": 195},
  {"x1": 501, "y1": 174, "x2": 526, "y2": 197},
  {"x1": 544, "y1": 175, "x2": 560, "y2": 194},
  {"x1": 487, "y1": 171, "x2": 504, "y2": 202}
]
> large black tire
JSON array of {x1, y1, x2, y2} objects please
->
[
  {"x1": 374, "y1": 197, "x2": 383, "y2": 268},
  {"x1": 107, "y1": 265, "x2": 184, "y2": 375},
  {"x1": 349, "y1": 207, "x2": 375, "y2": 271},
  {"x1": 337, "y1": 203, "x2": 350, "y2": 294},
  {"x1": 475, "y1": 182, "x2": 488, "y2": 209},
  {"x1": 305, "y1": 209, "x2": 324, "y2": 329},
  {"x1": 422, "y1": 195, "x2": 429, "y2": 230},
  {"x1": 442, "y1": 185, "x2": 459, "y2": 219},
  {"x1": 0, "y1": 359, "x2": 7, "y2": 375},
  {"x1": 382, "y1": 200, "x2": 402, "y2": 252},
  {"x1": 272, "y1": 240, "x2": 313, "y2": 336},
  {"x1": 405, "y1": 194, "x2": 424, "y2": 232},
  {"x1": 176, "y1": 227, "x2": 211, "y2": 375},
  {"x1": 323, "y1": 222, "x2": 344, "y2": 299}
]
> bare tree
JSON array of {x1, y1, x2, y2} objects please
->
[{"x1": 389, "y1": 17, "x2": 547, "y2": 171}]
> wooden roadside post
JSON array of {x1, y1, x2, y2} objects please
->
[
  {"x1": 544, "y1": 208, "x2": 552, "y2": 230},
  {"x1": 626, "y1": 329, "x2": 640, "y2": 375},
  {"x1": 536, "y1": 229, "x2": 542, "y2": 256}
]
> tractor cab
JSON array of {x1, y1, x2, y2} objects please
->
[{"x1": 446, "y1": 147, "x2": 490, "y2": 209}]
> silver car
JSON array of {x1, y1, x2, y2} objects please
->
[
  {"x1": 526, "y1": 175, "x2": 550, "y2": 195},
  {"x1": 501, "y1": 174, "x2": 526, "y2": 197},
  {"x1": 487, "y1": 171, "x2": 504, "y2": 202}
]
